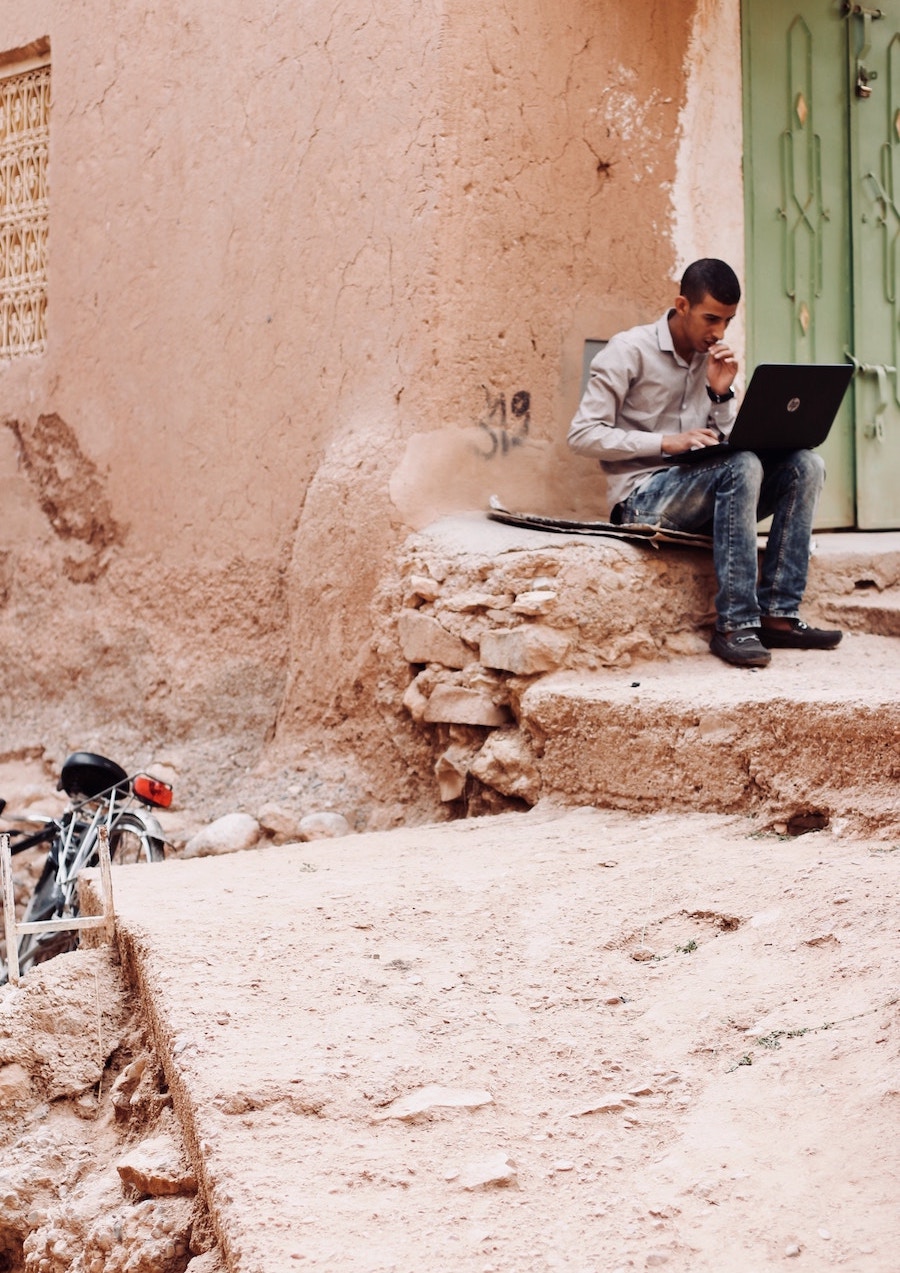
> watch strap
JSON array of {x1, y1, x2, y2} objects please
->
[{"x1": 706, "y1": 385, "x2": 735, "y2": 404}]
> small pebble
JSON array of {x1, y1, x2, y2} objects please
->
[{"x1": 785, "y1": 1244, "x2": 802, "y2": 1258}]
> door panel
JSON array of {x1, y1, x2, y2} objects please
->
[
  {"x1": 743, "y1": 0, "x2": 900, "y2": 529},
  {"x1": 850, "y1": 5, "x2": 900, "y2": 527},
  {"x1": 743, "y1": 1, "x2": 854, "y2": 527}
]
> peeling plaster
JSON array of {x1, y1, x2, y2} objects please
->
[{"x1": 4, "y1": 414, "x2": 123, "y2": 582}]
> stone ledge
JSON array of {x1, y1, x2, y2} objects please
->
[{"x1": 385, "y1": 515, "x2": 900, "y2": 826}]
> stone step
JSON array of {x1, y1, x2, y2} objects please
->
[
  {"x1": 823, "y1": 589, "x2": 900, "y2": 636},
  {"x1": 805, "y1": 532, "x2": 900, "y2": 636},
  {"x1": 519, "y1": 633, "x2": 900, "y2": 834}
]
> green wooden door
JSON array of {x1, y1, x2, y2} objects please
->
[
  {"x1": 850, "y1": 2, "x2": 900, "y2": 525},
  {"x1": 743, "y1": 0, "x2": 900, "y2": 529}
]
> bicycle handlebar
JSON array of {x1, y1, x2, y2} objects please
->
[{"x1": 4, "y1": 823, "x2": 58, "y2": 855}]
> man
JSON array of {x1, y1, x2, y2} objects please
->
[{"x1": 568, "y1": 258, "x2": 842, "y2": 668}]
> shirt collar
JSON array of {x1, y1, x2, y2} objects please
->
[{"x1": 657, "y1": 309, "x2": 699, "y2": 370}]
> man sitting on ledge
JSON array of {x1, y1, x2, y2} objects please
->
[{"x1": 568, "y1": 258, "x2": 842, "y2": 668}]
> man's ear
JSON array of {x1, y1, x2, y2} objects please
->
[{"x1": 673, "y1": 294, "x2": 690, "y2": 317}]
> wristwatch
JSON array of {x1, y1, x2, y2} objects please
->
[{"x1": 706, "y1": 385, "x2": 735, "y2": 404}]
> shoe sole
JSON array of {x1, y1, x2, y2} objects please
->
[{"x1": 759, "y1": 633, "x2": 842, "y2": 650}]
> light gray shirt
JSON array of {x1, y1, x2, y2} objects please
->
[{"x1": 568, "y1": 311, "x2": 738, "y2": 510}]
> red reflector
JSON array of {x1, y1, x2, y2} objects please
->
[{"x1": 133, "y1": 774, "x2": 173, "y2": 809}]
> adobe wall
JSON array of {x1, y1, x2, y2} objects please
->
[{"x1": 0, "y1": 1, "x2": 744, "y2": 815}]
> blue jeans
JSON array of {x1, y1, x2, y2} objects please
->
[{"x1": 615, "y1": 449, "x2": 825, "y2": 632}]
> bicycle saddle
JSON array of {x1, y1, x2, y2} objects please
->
[{"x1": 58, "y1": 752, "x2": 129, "y2": 800}]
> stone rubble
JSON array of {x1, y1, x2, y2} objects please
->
[
  {"x1": 182, "y1": 813, "x2": 261, "y2": 860},
  {"x1": 458, "y1": 1153, "x2": 519, "y2": 1191},
  {"x1": 374, "y1": 1084, "x2": 494, "y2": 1122},
  {"x1": 254, "y1": 802, "x2": 300, "y2": 844},
  {"x1": 0, "y1": 951, "x2": 223, "y2": 1273},
  {"x1": 178, "y1": 805, "x2": 354, "y2": 858},
  {"x1": 297, "y1": 811, "x2": 351, "y2": 840},
  {"x1": 116, "y1": 1129, "x2": 198, "y2": 1197}
]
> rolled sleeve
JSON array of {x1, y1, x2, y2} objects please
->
[{"x1": 707, "y1": 396, "x2": 738, "y2": 439}]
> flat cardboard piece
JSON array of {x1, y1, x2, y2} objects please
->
[{"x1": 487, "y1": 497, "x2": 713, "y2": 549}]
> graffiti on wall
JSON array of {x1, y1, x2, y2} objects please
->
[{"x1": 474, "y1": 388, "x2": 531, "y2": 459}]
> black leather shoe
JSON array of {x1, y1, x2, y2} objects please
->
[
  {"x1": 710, "y1": 628, "x2": 772, "y2": 668},
  {"x1": 759, "y1": 619, "x2": 842, "y2": 650}
]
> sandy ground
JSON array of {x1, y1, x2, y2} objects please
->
[{"x1": 79, "y1": 803, "x2": 900, "y2": 1273}]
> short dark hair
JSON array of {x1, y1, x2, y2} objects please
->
[{"x1": 680, "y1": 258, "x2": 741, "y2": 307}]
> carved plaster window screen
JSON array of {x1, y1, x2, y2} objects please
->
[{"x1": 0, "y1": 60, "x2": 49, "y2": 359}]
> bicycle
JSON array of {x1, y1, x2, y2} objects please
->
[{"x1": 0, "y1": 751, "x2": 172, "y2": 981}]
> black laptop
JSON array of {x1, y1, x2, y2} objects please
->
[{"x1": 673, "y1": 362, "x2": 854, "y2": 462}]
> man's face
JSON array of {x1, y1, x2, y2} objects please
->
[{"x1": 674, "y1": 292, "x2": 738, "y2": 354}]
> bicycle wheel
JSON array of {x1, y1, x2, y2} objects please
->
[
  {"x1": 16, "y1": 859, "x2": 76, "y2": 975},
  {"x1": 108, "y1": 812, "x2": 165, "y2": 864}
]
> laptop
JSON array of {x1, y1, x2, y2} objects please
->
[{"x1": 673, "y1": 362, "x2": 854, "y2": 462}]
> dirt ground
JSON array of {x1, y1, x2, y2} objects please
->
[{"x1": 4, "y1": 798, "x2": 897, "y2": 1272}]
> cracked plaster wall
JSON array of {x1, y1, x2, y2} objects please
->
[
  {"x1": 394, "y1": 0, "x2": 731, "y2": 529},
  {"x1": 0, "y1": 0, "x2": 744, "y2": 794},
  {"x1": 672, "y1": 0, "x2": 745, "y2": 357}
]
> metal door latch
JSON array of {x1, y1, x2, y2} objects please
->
[
  {"x1": 844, "y1": 2, "x2": 885, "y2": 98},
  {"x1": 845, "y1": 351, "x2": 896, "y2": 440},
  {"x1": 856, "y1": 65, "x2": 877, "y2": 98}
]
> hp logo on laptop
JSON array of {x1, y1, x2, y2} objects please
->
[{"x1": 787, "y1": 397, "x2": 801, "y2": 413}]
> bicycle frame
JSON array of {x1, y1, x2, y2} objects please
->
[
  {"x1": 54, "y1": 788, "x2": 125, "y2": 900},
  {"x1": 6, "y1": 782, "x2": 165, "y2": 893}
]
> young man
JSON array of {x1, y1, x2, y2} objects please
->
[{"x1": 568, "y1": 258, "x2": 841, "y2": 668}]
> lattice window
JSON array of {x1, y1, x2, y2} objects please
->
[{"x1": 0, "y1": 60, "x2": 49, "y2": 359}]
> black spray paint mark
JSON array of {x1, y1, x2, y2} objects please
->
[{"x1": 475, "y1": 389, "x2": 530, "y2": 459}]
